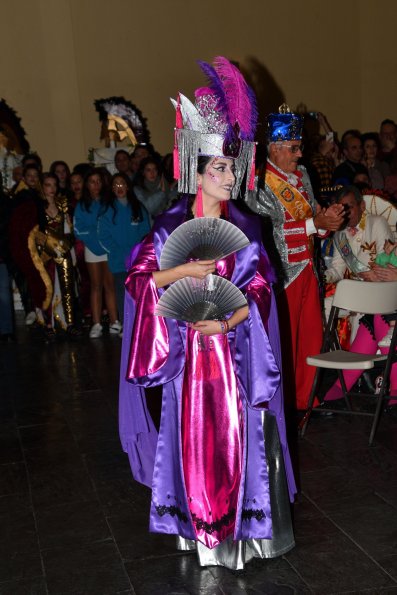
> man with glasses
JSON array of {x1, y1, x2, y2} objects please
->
[{"x1": 246, "y1": 104, "x2": 344, "y2": 410}]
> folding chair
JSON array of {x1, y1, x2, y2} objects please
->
[{"x1": 300, "y1": 279, "x2": 397, "y2": 445}]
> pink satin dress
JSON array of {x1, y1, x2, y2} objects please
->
[{"x1": 181, "y1": 255, "x2": 242, "y2": 548}]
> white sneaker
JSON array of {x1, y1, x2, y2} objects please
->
[
  {"x1": 25, "y1": 311, "x2": 36, "y2": 326},
  {"x1": 379, "y1": 327, "x2": 394, "y2": 348},
  {"x1": 109, "y1": 320, "x2": 122, "y2": 334},
  {"x1": 89, "y1": 323, "x2": 103, "y2": 338}
]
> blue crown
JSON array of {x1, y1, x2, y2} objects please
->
[{"x1": 267, "y1": 104, "x2": 303, "y2": 142}]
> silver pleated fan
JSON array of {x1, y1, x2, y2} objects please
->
[
  {"x1": 155, "y1": 274, "x2": 247, "y2": 322},
  {"x1": 159, "y1": 218, "x2": 250, "y2": 270}
]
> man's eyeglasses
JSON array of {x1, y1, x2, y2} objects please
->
[{"x1": 280, "y1": 144, "x2": 304, "y2": 153}]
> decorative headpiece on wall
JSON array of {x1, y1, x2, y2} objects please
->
[
  {"x1": 0, "y1": 99, "x2": 30, "y2": 155},
  {"x1": 94, "y1": 96, "x2": 150, "y2": 147},
  {"x1": 171, "y1": 56, "x2": 258, "y2": 199},
  {"x1": 267, "y1": 103, "x2": 304, "y2": 142}
]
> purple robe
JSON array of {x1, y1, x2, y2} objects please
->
[{"x1": 119, "y1": 197, "x2": 296, "y2": 546}]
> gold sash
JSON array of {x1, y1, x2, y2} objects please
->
[{"x1": 265, "y1": 169, "x2": 312, "y2": 221}]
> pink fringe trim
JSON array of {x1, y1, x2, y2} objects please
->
[
  {"x1": 195, "y1": 186, "x2": 204, "y2": 218},
  {"x1": 173, "y1": 140, "x2": 179, "y2": 181},
  {"x1": 248, "y1": 144, "x2": 256, "y2": 190}
]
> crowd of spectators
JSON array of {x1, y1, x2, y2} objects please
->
[
  {"x1": 0, "y1": 144, "x2": 177, "y2": 340},
  {"x1": 1, "y1": 114, "x2": 397, "y2": 342}
]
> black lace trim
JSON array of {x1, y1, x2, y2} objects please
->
[
  {"x1": 360, "y1": 314, "x2": 376, "y2": 341},
  {"x1": 155, "y1": 504, "x2": 188, "y2": 523},
  {"x1": 191, "y1": 509, "x2": 235, "y2": 534},
  {"x1": 360, "y1": 314, "x2": 396, "y2": 341},
  {"x1": 242, "y1": 508, "x2": 266, "y2": 522}
]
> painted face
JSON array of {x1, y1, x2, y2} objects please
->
[
  {"x1": 115, "y1": 152, "x2": 130, "y2": 174},
  {"x1": 198, "y1": 158, "x2": 235, "y2": 202},
  {"x1": 363, "y1": 139, "x2": 377, "y2": 160},
  {"x1": 24, "y1": 168, "x2": 39, "y2": 189},
  {"x1": 43, "y1": 178, "x2": 57, "y2": 201},
  {"x1": 87, "y1": 174, "x2": 102, "y2": 199},
  {"x1": 339, "y1": 193, "x2": 365, "y2": 228},
  {"x1": 70, "y1": 174, "x2": 83, "y2": 198},
  {"x1": 112, "y1": 176, "x2": 128, "y2": 199},
  {"x1": 271, "y1": 141, "x2": 303, "y2": 174},
  {"x1": 143, "y1": 163, "x2": 158, "y2": 183}
]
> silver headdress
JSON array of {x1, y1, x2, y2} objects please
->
[{"x1": 171, "y1": 57, "x2": 258, "y2": 199}]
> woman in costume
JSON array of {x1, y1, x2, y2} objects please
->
[
  {"x1": 35, "y1": 173, "x2": 80, "y2": 338},
  {"x1": 119, "y1": 57, "x2": 296, "y2": 570},
  {"x1": 9, "y1": 171, "x2": 79, "y2": 339}
]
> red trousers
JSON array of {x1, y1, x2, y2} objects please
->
[{"x1": 277, "y1": 264, "x2": 323, "y2": 410}]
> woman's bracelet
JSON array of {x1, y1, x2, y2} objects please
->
[{"x1": 219, "y1": 319, "x2": 230, "y2": 335}]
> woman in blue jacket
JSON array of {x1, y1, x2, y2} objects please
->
[
  {"x1": 98, "y1": 173, "x2": 150, "y2": 330},
  {"x1": 74, "y1": 170, "x2": 120, "y2": 338}
]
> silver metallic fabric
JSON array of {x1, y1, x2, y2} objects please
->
[
  {"x1": 176, "y1": 411, "x2": 295, "y2": 570},
  {"x1": 175, "y1": 128, "x2": 255, "y2": 199},
  {"x1": 246, "y1": 165, "x2": 316, "y2": 289}
]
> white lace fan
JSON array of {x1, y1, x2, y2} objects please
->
[
  {"x1": 155, "y1": 274, "x2": 247, "y2": 323},
  {"x1": 159, "y1": 218, "x2": 250, "y2": 270}
]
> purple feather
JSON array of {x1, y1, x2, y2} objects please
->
[
  {"x1": 197, "y1": 60, "x2": 227, "y2": 115},
  {"x1": 197, "y1": 57, "x2": 258, "y2": 142}
]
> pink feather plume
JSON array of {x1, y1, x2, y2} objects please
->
[{"x1": 212, "y1": 56, "x2": 257, "y2": 141}]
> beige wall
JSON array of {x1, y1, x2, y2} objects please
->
[{"x1": 2, "y1": 0, "x2": 396, "y2": 168}]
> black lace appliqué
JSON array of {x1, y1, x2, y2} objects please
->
[
  {"x1": 360, "y1": 314, "x2": 376, "y2": 341},
  {"x1": 155, "y1": 504, "x2": 189, "y2": 523},
  {"x1": 242, "y1": 508, "x2": 266, "y2": 522},
  {"x1": 191, "y1": 509, "x2": 236, "y2": 535}
]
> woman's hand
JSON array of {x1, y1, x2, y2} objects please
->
[
  {"x1": 191, "y1": 320, "x2": 223, "y2": 336},
  {"x1": 178, "y1": 260, "x2": 216, "y2": 280},
  {"x1": 191, "y1": 305, "x2": 250, "y2": 337},
  {"x1": 153, "y1": 259, "x2": 216, "y2": 288}
]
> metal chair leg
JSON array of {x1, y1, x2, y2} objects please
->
[{"x1": 299, "y1": 368, "x2": 321, "y2": 437}]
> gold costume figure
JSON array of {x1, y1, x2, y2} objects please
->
[{"x1": 38, "y1": 195, "x2": 75, "y2": 327}]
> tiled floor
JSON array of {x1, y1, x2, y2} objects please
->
[{"x1": 1, "y1": 318, "x2": 397, "y2": 594}]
